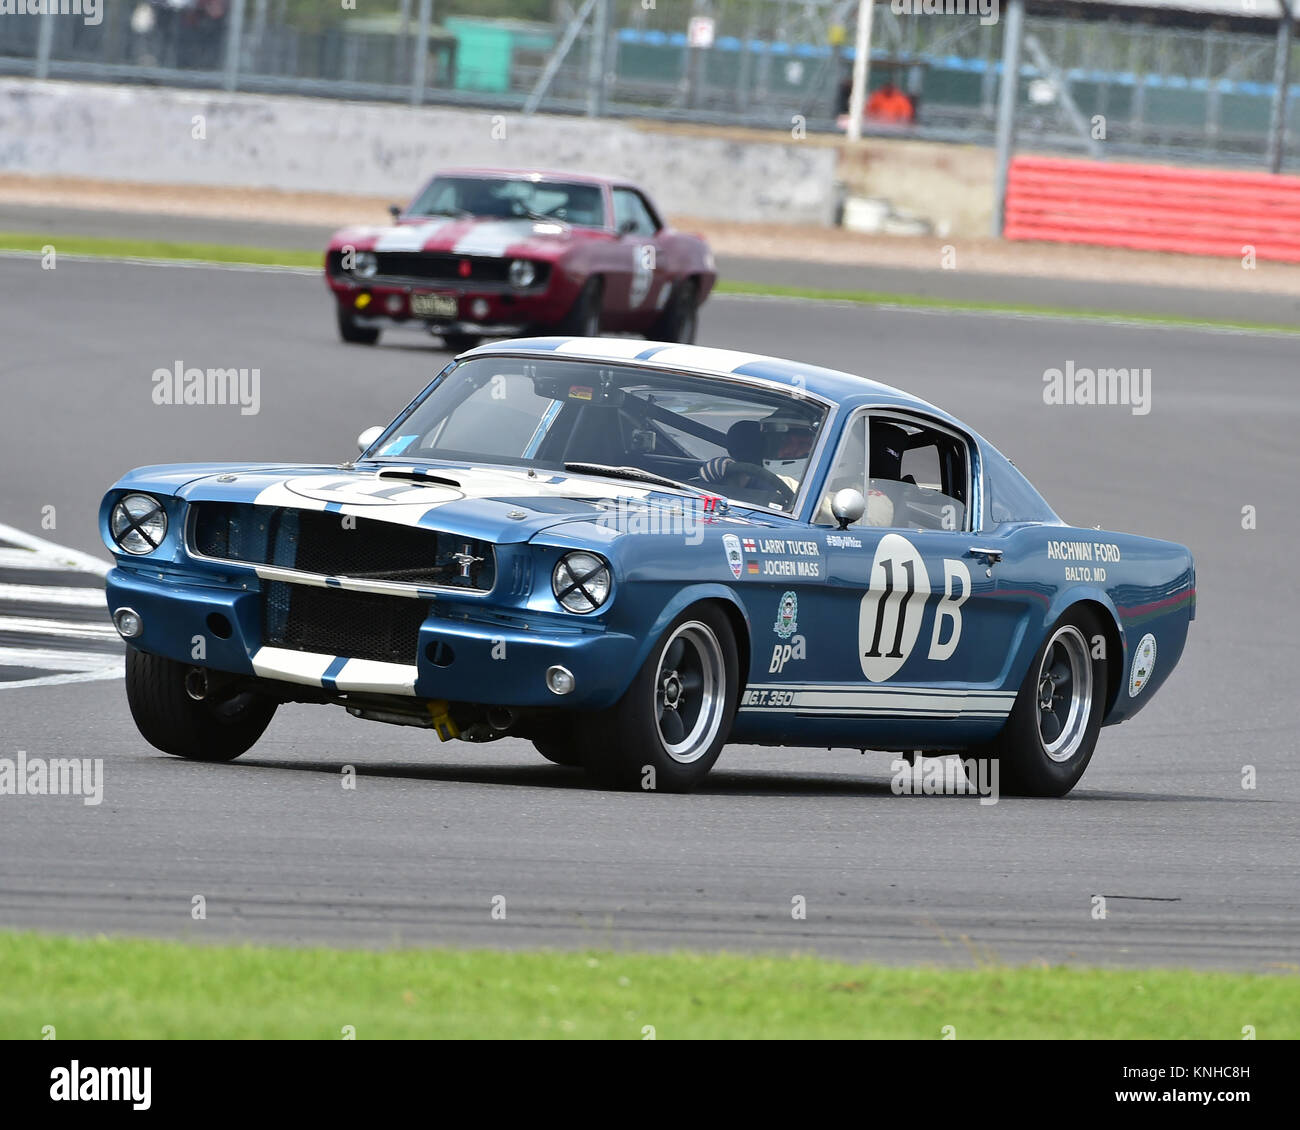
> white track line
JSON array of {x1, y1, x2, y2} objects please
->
[
  {"x1": 0, "y1": 616, "x2": 120, "y2": 641},
  {"x1": 0, "y1": 664, "x2": 125, "y2": 691},
  {"x1": 0, "y1": 646, "x2": 122, "y2": 671},
  {"x1": 0, "y1": 523, "x2": 111, "y2": 576},
  {"x1": 0, "y1": 583, "x2": 105, "y2": 606}
]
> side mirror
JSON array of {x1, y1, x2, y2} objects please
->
[
  {"x1": 388, "y1": 204, "x2": 402, "y2": 222},
  {"x1": 618, "y1": 219, "x2": 638, "y2": 236},
  {"x1": 831, "y1": 488, "x2": 866, "y2": 530},
  {"x1": 357, "y1": 425, "x2": 385, "y2": 453}
]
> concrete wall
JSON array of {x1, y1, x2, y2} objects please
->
[{"x1": 0, "y1": 79, "x2": 837, "y2": 225}]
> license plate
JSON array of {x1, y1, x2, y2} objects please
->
[{"x1": 411, "y1": 293, "x2": 458, "y2": 319}]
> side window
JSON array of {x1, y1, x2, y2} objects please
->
[
  {"x1": 870, "y1": 415, "x2": 969, "y2": 532},
  {"x1": 612, "y1": 189, "x2": 659, "y2": 236},
  {"x1": 814, "y1": 413, "x2": 869, "y2": 527}
]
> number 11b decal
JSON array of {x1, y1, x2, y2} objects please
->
[{"x1": 858, "y1": 533, "x2": 972, "y2": 682}]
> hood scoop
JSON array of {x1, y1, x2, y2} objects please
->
[{"x1": 376, "y1": 469, "x2": 463, "y2": 489}]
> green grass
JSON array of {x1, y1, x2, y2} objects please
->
[
  {"x1": 2, "y1": 931, "x2": 1295, "y2": 1039},
  {"x1": 2, "y1": 230, "x2": 1297, "y2": 333},
  {"x1": 0, "y1": 231, "x2": 321, "y2": 269}
]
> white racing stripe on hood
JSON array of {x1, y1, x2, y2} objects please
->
[
  {"x1": 452, "y1": 220, "x2": 545, "y2": 257},
  {"x1": 250, "y1": 466, "x2": 655, "y2": 520},
  {"x1": 374, "y1": 220, "x2": 456, "y2": 252}
]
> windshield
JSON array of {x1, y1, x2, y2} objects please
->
[
  {"x1": 368, "y1": 356, "x2": 829, "y2": 514},
  {"x1": 407, "y1": 175, "x2": 607, "y2": 227}
]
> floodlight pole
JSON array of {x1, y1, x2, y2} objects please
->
[
  {"x1": 846, "y1": 0, "x2": 875, "y2": 143},
  {"x1": 991, "y1": 0, "x2": 1026, "y2": 237},
  {"x1": 1268, "y1": 0, "x2": 1294, "y2": 174}
]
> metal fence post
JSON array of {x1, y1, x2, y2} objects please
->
[
  {"x1": 411, "y1": 0, "x2": 433, "y2": 106},
  {"x1": 1268, "y1": 0, "x2": 1294, "y2": 174},
  {"x1": 587, "y1": 0, "x2": 609, "y2": 117},
  {"x1": 222, "y1": 0, "x2": 247, "y2": 91},
  {"x1": 34, "y1": 6, "x2": 54, "y2": 80},
  {"x1": 991, "y1": 0, "x2": 1026, "y2": 238}
]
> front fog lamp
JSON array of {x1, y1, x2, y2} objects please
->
[
  {"x1": 113, "y1": 608, "x2": 144, "y2": 639},
  {"x1": 546, "y1": 665, "x2": 576, "y2": 695},
  {"x1": 353, "y1": 251, "x2": 378, "y2": 278},
  {"x1": 508, "y1": 259, "x2": 536, "y2": 289},
  {"x1": 110, "y1": 494, "x2": 167, "y2": 555},
  {"x1": 552, "y1": 551, "x2": 611, "y2": 613}
]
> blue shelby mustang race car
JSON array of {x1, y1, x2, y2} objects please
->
[{"x1": 101, "y1": 338, "x2": 1195, "y2": 796}]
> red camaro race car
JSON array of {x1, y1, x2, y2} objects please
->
[{"x1": 324, "y1": 168, "x2": 717, "y2": 350}]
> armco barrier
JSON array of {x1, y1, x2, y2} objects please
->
[{"x1": 1005, "y1": 156, "x2": 1300, "y2": 263}]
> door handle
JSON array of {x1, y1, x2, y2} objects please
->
[{"x1": 967, "y1": 546, "x2": 1004, "y2": 564}]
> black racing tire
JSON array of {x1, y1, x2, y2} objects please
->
[
  {"x1": 649, "y1": 278, "x2": 700, "y2": 343},
  {"x1": 441, "y1": 333, "x2": 482, "y2": 353},
  {"x1": 337, "y1": 307, "x2": 380, "y2": 345},
  {"x1": 975, "y1": 606, "x2": 1108, "y2": 797},
  {"x1": 532, "y1": 737, "x2": 587, "y2": 768},
  {"x1": 580, "y1": 604, "x2": 739, "y2": 793},
  {"x1": 125, "y1": 647, "x2": 277, "y2": 762},
  {"x1": 558, "y1": 278, "x2": 603, "y2": 337}
]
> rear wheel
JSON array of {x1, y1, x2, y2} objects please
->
[
  {"x1": 581, "y1": 605, "x2": 738, "y2": 792},
  {"x1": 976, "y1": 607, "x2": 1107, "y2": 797},
  {"x1": 532, "y1": 737, "x2": 586, "y2": 768},
  {"x1": 558, "y1": 278, "x2": 603, "y2": 337},
  {"x1": 441, "y1": 332, "x2": 481, "y2": 353},
  {"x1": 125, "y1": 648, "x2": 277, "y2": 762},
  {"x1": 649, "y1": 278, "x2": 700, "y2": 343},
  {"x1": 337, "y1": 307, "x2": 380, "y2": 345}
]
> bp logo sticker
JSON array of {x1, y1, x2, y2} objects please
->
[
  {"x1": 1128, "y1": 633, "x2": 1157, "y2": 697},
  {"x1": 774, "y1": 591, "x2": 798, "y2": 639}
]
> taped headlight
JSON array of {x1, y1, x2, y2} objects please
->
[
  {"x1": 353, "y1": 251, "x2": 379, "y2": 278},
  {"x1": 552, "y1": 551, "x2": 611, "y2": 613},
  {"x1": 508, "y1": 259, "x2": 537, "y2": 289},
  {"x1": 111, "y1": 494, "x2": 167, "y2": 555}
]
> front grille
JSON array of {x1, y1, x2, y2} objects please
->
[
  {"x1": 327, "y1": 251, "x2": 549, "y2": 288},
  {"x1": 191, "y1": 502, "x2": 494, "y2": 591},
  {"x1": 263, "y1": 581, "x2": 427, "y2": 665}
]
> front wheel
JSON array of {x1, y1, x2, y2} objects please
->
[
  {"x1": 337, "y1": 307, "x2": 380, "y2": 345},
  {"x1": 976, "y1": 608, "x2": 1107, "y2": 797},
  {"x1": 441, "y1": 332, "x2": 481, "y2": 353},
  {"x1": 581, "y1": 605, "x2": 738, "y2": 792},
  {"x1": 648, "y1": 279, "x2": 700, "y2": 343},
  {"x1": 125, "y1": 648, "x2": 277, "y2": 762},
  {"x1": 558, "y1": 278, "x2": 603, "y2": 337}
]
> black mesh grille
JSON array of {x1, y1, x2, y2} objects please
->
[
  {"x1": 262, "y1": 581, "x2": 427, "y2": 665},
  {"x1": 191, "y1": 502, "x2": 494, "y2": 591},
  {"x1": 327, "y1": 250, "x2": 549, "y2": 288}
]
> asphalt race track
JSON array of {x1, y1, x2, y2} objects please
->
[{"x1": 1, "y1": 254, "x2": 1297, "y2": 970}]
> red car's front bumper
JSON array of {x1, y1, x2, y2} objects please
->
[{"x1": 326, "y1": 274, "x2": 573, "y2": 336}]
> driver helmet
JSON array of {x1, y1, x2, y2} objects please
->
[{"x1": 758, "y1": 407, "x2": 817, "y2": 482}]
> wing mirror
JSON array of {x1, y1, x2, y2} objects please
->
[
  {"x1": 357, "y1": 425, "x2": 385, "y2": 453},
  {"x1": 388, "y1": 204, "x2": 402, "y2": 222},
  {"x1": 831, "y1": 488, "x2": 866, "y2": 530}
]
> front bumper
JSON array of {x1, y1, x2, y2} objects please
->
[
  {"x1": 105, "y1": 567, "x2": 638, "y2": 710},
  {"x1": 328, "y1": 276, "x2": 569, "y2": 333}
]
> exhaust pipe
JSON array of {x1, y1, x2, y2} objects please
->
[
  {"x1": 185, "y1": 668, "x2": 209, "y2": 701},
  {"x1": 486, "y1": 707, "x2": 516, "y2": 732}
]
